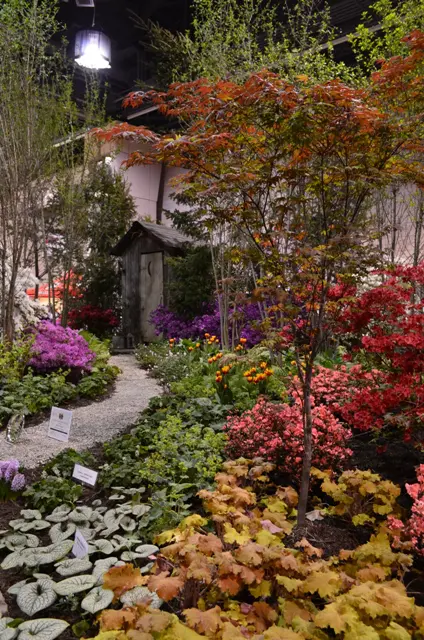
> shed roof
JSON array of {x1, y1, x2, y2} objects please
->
[{"x1": 111, "y1": 220, "x2": 193, "y2": 256}]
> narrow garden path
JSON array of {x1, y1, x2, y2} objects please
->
[{"x1": 0, "y1": 355, "x2": 160, "y2": 469}]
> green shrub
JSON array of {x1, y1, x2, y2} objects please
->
[
  {"x1": 135, "y1": 341, "x2": 169, "y2": 370},
  {"x1": 43, "y1": 448, "x2": 97, "y2": 479},
  {"x1": 100, "y1": 414, "x2": 226, "y2": 494},
  {"x1": 0, "y1": 370, "x2": 76, "y2": 426},
  {"x1": 23, "y1": 476, "x2": 82, "y2": 513},
  {"x1": 0, "y1": 335, "x2": 33, "y2": 383}
]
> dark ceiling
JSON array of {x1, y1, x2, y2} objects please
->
[{"x1": 58, "y1": 0, "x2": 374, "y2": 119}]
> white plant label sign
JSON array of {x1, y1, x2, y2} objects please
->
[
  {"x1": 72, "y1": 529, "x2": 89, "y2": 558},
  {"x1": 72, "y1": 464, "x2": 98, "y2": 487},
  {"x1": 47, "y1": 407, "x2": 73, "y2": 442}
]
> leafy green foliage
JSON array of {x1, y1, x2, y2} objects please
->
[
  {"x1": 135, "y1": 341, "x2": 169, "y2": 370},
  {"x1": 352, "y1": 0, "x2": 424, "y2": 76},
  {"x1": 138, "y1": 0, "x2": 354, "y2": 86},
  {"x1": 23, "y1": 477, "x2": 83, "y2": 514},
  {"x1": 0, "y1": 370, "x2": 77, "y2": 426},
  {"x1": 43, "y1": 449, "x2": 96, "y2": 480},
  {"x1": 76, "y1": 160, "x2": 136, "y2": 317},
  {"x1": 100, "y1": 414, "x2": 225, "y2": 496},
  {"x1": 166, "y1": 247, "x2": 214, "y2": 319}
]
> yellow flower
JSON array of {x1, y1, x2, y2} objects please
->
[
  {"x1": 216, "y1": 375, "x2": 223, "y2": 383},
  {"x1": 247, "y1": 376, "x2": 254, "y2": 382},
  {"x1": 208, "y1": 358, "x2": 214, "y2": 364},
  {"x1": 196, "y1": 343, "x2": 200, "y2": 348},
  {"x1": 224, "y1": 384, "x2": 228, "y2": 389},
  {"x1": 240, "y1": 337, "x2": 247, "y2": 344},
  {"x1": 205, "y1": 333, "x2": 210, "y2": 338},
  {"x1": 260, "y1": 362, "x2": 267, "y2": 370},
  {"x1": 188, "y1": 346, "x2": 193, "y2": 352},
  {"x1": 291, "y1": 360, "x2": 296, "y2": 365},
  {"x1": 221, "y1": 366, "x2": 230, "y2": 374}
]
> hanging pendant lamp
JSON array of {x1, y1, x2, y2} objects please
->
[{"x1": 75, "y1": 29, "x2": 111, "y2": 70}]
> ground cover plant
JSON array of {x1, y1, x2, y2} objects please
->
[{"x1": 0, "y1": 324, "x2": 120, "y2": 428}]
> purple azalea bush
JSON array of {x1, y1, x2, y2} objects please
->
[
  {"x1": 150, "y1": 299, "x2": 264, "y2": 347},
  {"x1": 28, "y1": 320, "x2": 95, "y2": 374},
  {"x1": 0, "y1": 459, "x2": 26, "y2": 500}
]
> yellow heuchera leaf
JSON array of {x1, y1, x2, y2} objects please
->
[
  {"x1": 249, "y1": 580, "x2": 272, "y2": 598},
  {"x1": 344, "y1": 620, "x2": 380, "y2": 640},
  {"x1": 161, "y1": 619, "x2": 207, "y2": 640},
  {"x1": 127, "y1": 632, "x2": 152, "y2": 640},
  {"x1": 223, "y1": 523, "x2": 251, "y2": 545},
  {"x1": 255, "y1": 529, "x2": 281, "y2": 547},
  {"x1": 221, "y1": 622, "x2": 247, "y2": 639},
  {"x1": 99, "y1": 609, "x2": 138, "y2": 631},
  {"x1": 148, "y1": 571, "x2": 185, "y2": 601},
  {"x1": 276, "y1": 576, "x2": 303, "y2": 593},
  {"x1": 302, "y1": 571, "x2": 342, "y2": 598},
  {"x1": 356, "y1": 565, "x2": 388, "y2": 582},
  {"x1": 263, "y1": 628, "x2": 305, "y2": 639},
  {"x1": 103, "y1": 564, "x2": 146, "y2": 600},
  {"x1": 180, "y1": 515, "x2": 208, "y2": 531},
  {"x1": 352, "y1": 513, "x2": 375, "y2": 526},
  {"x1": 385, "y1": 621, "x2": 411, "y2": 640},
  {"x1": 373, "y1": 503, "x2": 394, "y2": 515},
  {"x1": 315, "y1": 602, "x2": 357, "y2": 633},
  {"x1": 155, "y1": 529, "x2": 178, "y2": 546},
  {"x1": 184, "y1": 607, "x2": 223, "y2": 636},
  {"x1": 90, "y1": 634, "x2": 129, "y2": 640},
  {"x1": 264, "y1": 498, "x2": 288, "y2": 514}
]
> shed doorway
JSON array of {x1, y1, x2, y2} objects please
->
[{"x1": 140, "y1": 252, "x2": 163, "y2": 342}]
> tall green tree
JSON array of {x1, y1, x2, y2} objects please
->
[
  {"x1": 0, "y1": 0, "x2": 67, "y2": 341},
  {"x1": 135, "y1": 0, "x2": 354, "y2": 86}
]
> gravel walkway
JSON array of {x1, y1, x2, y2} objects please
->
[{"x1": 0, "y1": 355, "x2": 160, "y2": 469}]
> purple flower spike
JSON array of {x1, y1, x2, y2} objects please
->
[
  {"x1": 11, "y1": 473, "x2": 26, "y2": 492},
  {"x1": 4, "y1": 459, "x2": 19, "y2": 481},
  {"x1": 0, "y1": 461, "x2": 9, "y2": 480}
]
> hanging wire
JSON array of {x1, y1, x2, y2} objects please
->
[{"x1": 92, "y1": 2, "x2": 96, "y2": 28}]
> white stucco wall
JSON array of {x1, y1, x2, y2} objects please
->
[{"x1": 107, "y1": 140, "x2": 186, "y2": 226}]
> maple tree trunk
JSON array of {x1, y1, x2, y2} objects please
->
[{"x1": 297, "y1": 366, "x2": 314, "y2": 527}]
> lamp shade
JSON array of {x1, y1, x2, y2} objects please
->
[{"x1": 75, "y1": 30, "x2": 111, "y2": 70}]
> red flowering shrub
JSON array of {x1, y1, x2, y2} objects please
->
[
  {"x1": 68, "y1": 305, "x2": 119, "y2": 339},
  {"x1": 388, "y1": 465, "x2": 424, "y2": 555},
  {"x1": 339, "y1": 263, "x2": 424, "y2": 439},
  {"x1": 224, "y1": 398, "x2": 352, "y2": 475}
]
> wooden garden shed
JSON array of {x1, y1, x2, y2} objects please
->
[{"x1": 111, "y1": 221, "x2": 192, "y2": 344}]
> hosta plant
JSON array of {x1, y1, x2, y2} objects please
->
[
  {"x1": 0, "y1": 617, "x2": 69, "y2": 640},
  {"x1": 0, "y1": 497, "x2": 159, "y2": 619}
]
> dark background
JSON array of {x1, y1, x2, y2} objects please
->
[{"x1": 58, "y1": 0, "x2": 375, "y2": 118}]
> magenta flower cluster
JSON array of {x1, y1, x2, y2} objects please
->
[
  {"x1": 0, "y1": 459, "x2": 26, "y2": 493},
  {"x1": 28, "y1": 321, "x2": 95, "y2": 374}
]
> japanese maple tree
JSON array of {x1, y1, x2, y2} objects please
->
[{"x1": 98, "y1": 32, "x2": 424, "y2": 526}]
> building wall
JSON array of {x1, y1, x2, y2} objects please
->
[{"x1": 108, "y1": 140, "x2": 187, "y2": 226}]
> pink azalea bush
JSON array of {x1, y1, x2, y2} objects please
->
[
  {"x1": 224, "y1": 398, "x2": 352, "y2": 476},
  {"x1": 28, "y1": 320, "x2": 95, "y2": 374},
  {"x1": 388, "y1": 465, "x2": 424, "y2": 555}
]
